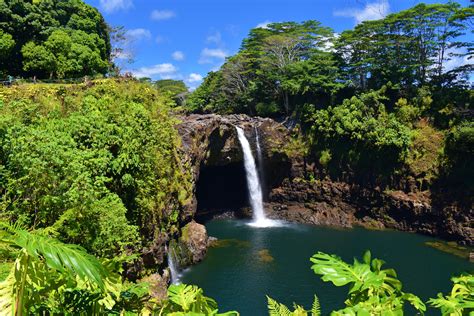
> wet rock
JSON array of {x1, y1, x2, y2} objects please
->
[
  {"x1": 177, "y1": 114, "x2": 291, "y2": 219},
  {"x1": 179, "y1": 221, "x2": 209, "y2": 264},
  {"x1": 141, "y1": 273, "x2": 168, "y2": 303}
]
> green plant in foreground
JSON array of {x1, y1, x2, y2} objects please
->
[
  {"x1": 267, "y1": 295, "x2": 320, "y2": 316},
  {"x1": 0, "y1": 222, "x2": 120, "y2": 315},
  {"x1": 428, "y1": 275, "x2": 474, "y2": 315},
  {"x1": 156, "y1": 283, "x2": 239, "y2": 316},
  {"x1": 310, "y1": 251, "x2": 426, "y2": 315},
  {"x1": 268, "y1": 251, "x2": 426, "y2": 316}
]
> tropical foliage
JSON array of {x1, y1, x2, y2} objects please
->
[
  {"x1": 310, "y1": 251, "x2": 426, "y2": 315},
  {"x1": 156, "y1": 284, "x2": 239, "y2": 316},
  {"x1": 0, "y1": 0, "x2": 110, "y2": 78},
  {"x1": 267, "y1": 295, "x2": 320, "y2": 316},
  {"x1": 189, "y1": 2, "x2": 473, "y2": 196},
  {"x1": 428, "y1": 275, "x2": 474, "y2": 315},
  {"x1": 0, "y1": 221, "x2": 120, "y2": 315},
  {"x1": 0, "y1": 80, "x2": 192, "y2": 257},
  {"x1": 267, "y1": 251, "x2": 473, "y2": 316}
]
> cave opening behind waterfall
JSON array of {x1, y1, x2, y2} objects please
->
[{"x1": 195, "y1": 161, "x2": 250, "y2": 221}]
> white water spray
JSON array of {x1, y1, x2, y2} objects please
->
[
  {"x1": 167, "y1": 246, "x2": 180, "y2": 284},
  {"x1": 236, "y1": 126, "x2": 279, "y2": 227},
  {"x1": 255, "y1": 126, "x2": 263, "y2": 163},
  {"x1": 254, "y1": 126, "x2": 266, "y2": 190}
]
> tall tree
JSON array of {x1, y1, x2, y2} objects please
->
[{"x1": 0, "y1": 0, "x2": 110, "y2": 79}]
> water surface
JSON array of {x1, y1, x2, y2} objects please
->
[{"x1": 181, "y1": 219, "x2": 473, "y2": 315}]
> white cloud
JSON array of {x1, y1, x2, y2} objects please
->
[
  {"x1": 199, "y1": 48, "x2": 228, "y2": 64},
  {"x1": 320, "y1": 33, "x2": 340, "y2": 53},
  {"x1": 206, "y1": 31, "x2": 222, "y2": 44},
  {"x1": 256, "y1": 20, "x2": 272, "y2": 29},
  {"x1": 151, "y1": 10, "x2": 176, "y2": 21},
  {"x1": 126, "y1": 28, "x2": 151, "y2": 42},
  {"x1": 130, "y1": 63, "x2": 178, "y2": 79},
  {"x1": 172, "y1": 51, "x2": 185, "y2": 61},
  {"x1": 444, "y1": 48, "x2": 471, "y2": 72},
  {"x1": 187, "y1": 73, "x2": 203, "y2": 83},
  {"x1": 185, "y1": 73, "x2": 204, "y2": 91},
  {"x1": 99, "y1": 0, "x2": 133, "y2": 13},
  {"x1": 334, "y1": 0, "x2": 389, "y2": 24}
]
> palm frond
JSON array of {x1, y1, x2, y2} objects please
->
[{"x1": 0, "y1": 221, "x2": 107, "y2": 289}]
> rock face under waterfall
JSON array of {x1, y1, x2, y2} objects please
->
[
  {"x1": 177, "y1": 114, "x2": 472, "y2": 246},
  {"x1": 176, "y1": 114, "x2": 291, "y2": 220}
]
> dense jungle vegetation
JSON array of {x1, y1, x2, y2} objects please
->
[
  {"x1": 189, "y1": 2, "x2": 473, "y2": 195},
  {"x1": 0, "y1": 0, "x2": 110, "y2": 79},
  {"x1": 0, "y1": 0, "x2": 472, "y2": 314},
  {"x1": 0, "y1": 80, "x2": 192, "y2": 257}
]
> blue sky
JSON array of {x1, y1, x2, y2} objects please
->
[{"x1": 84, "y1": 0, "x2": 472, "y2": 89}]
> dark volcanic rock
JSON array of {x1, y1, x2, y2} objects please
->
[
  {"x1": 177, "y1": 114, "x2": 473, "y2": 246},
  {"x1": 177, "y1": 114, "x2": 291, "y2": 219}
]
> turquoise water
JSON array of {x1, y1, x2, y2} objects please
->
[{"x1": 181, "y1": 219, "x2": 473, "y2": 315}]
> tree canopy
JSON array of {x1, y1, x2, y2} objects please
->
[
  {"x1": 188, "y1": 3, "x2": 473, "y2": 117},
  {"x1": 0, "y1": 0, "x2": 110, "y2": 79}
]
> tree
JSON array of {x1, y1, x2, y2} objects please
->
[
  {"x1": 335, "y1": 2, "x2": 472, "y2": 91},
  {"x1": 155, "y1": 79, "x2": 188, "y2": 101},
  {"x1": 0, "y1": 0, "x2": 110, "y2": 78},
  {"x1": 0, "y1": 30, "x2": 15, "y2": 77},
  {"x1": 246, "y1": 21, "x2": 334, "y2": 113},
  {"x1": 21, "y1": 42, "x2": 55, "y2": 78}
]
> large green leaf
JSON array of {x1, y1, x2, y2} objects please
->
[
  {"x1": 0, "y1": 222, "x2": 108, "y2": 289},
  {"x1": 168, "y1": 284, "x2": 200, "y2": 312},
  {"x1": 428, "y1": 275, "x2": 474, "y2": 315},
  {"x1": 310, "y1": 252, "x2": 384, "y2": 294}
]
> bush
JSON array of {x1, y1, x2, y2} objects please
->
[
  {"x1": 0, "y1": 80, "x2": 192, "y2": 256},
  {"x1": 442, "y1": 121, "x2": 474, "y2": 189}
]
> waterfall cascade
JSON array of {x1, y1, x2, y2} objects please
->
[
  {"x1": 254, "y1": 126, "x2": 266, "y2": 192},
  {"x1": 167, "y1": 247, "x2": 180, "y2": 284},
  {"x1": 236, "y1": 126, "x2": 279, "y2": 227}
]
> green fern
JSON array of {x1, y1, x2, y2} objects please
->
[
  {"x1": 267, "y1": 296, "x2": 314, "y2": 316},
  {"x1": 311, "y1": 295, "x2": 321, "y2": 316},
  {"x1": 268, "y1": 296, "x2": 292, "y2": 316}
]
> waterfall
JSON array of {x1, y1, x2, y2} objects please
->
[
  {"x1": 236, "y1": 126, "x2": 279, "y2": 227},
  {"x1": 254, "y1": 126, "x2": 266, "y2": 192},
  {"x1": 167, "y1": 247, "x2": 180, "y2": 284}
]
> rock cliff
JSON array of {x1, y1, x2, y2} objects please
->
[{"x1": 176, "y1": 114, "x2": 472, "y2": 249}]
